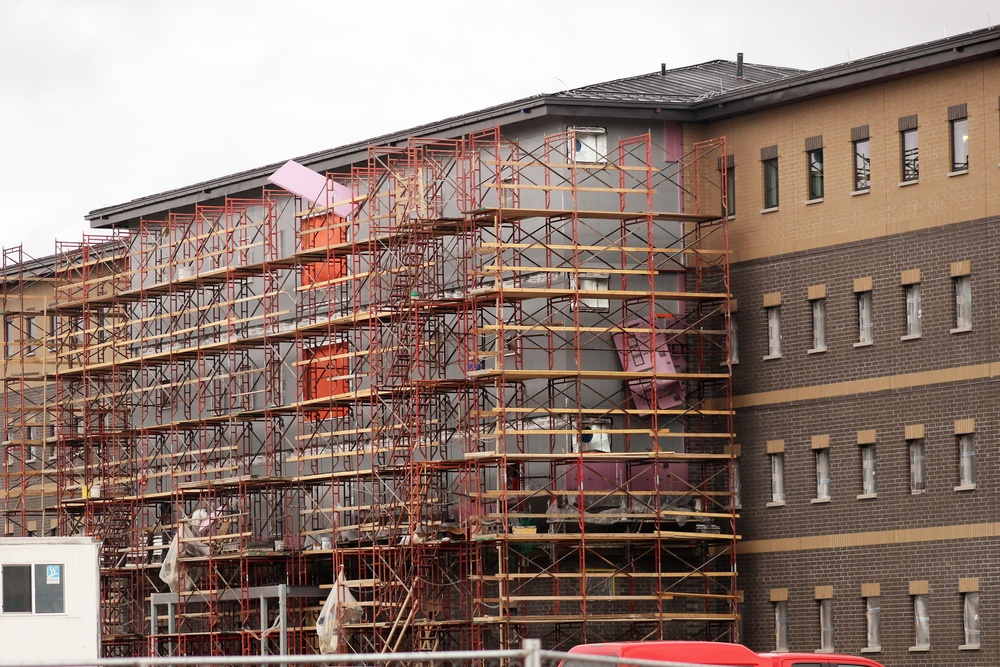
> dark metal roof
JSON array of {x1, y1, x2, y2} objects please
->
[
  {"x1": 86, "y1": 24, "x2": 1000, "y2": 227},
  {"x1": 551, "y1": 60, "x2": 804, "y2": 104}
]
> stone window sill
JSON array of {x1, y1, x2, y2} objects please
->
[
  {"x1": 766, "y1": 501, "x2": 786, "y2": 508},
  {"x1": 909, "y1": 646, "x2": 930, "y2": 653},
  {"x1": 901, "y1": 333, "x2": 922, "y2": 341},
  {"x1": 898, "y1": 179, "x2": 919, "y2": 187},
  {"x1": 951, "y1": 326, "x2": 972, "y2": 334},
  {"x1": 805, "y1": 198, "x2": 824, "y2": 206},
  {"x1": 959, "y1": 644, "x2": 981, "y2": 651},
  {"x1": 948, "y1": 169, "x2": 969, "y2": 178},
  {"x1": 851, "y1": 188, "x2": 871, "y2": 197},
  {"x1": 811, "y1": 497, "x2": 831, "y2": 504},
  {"x1": 853, "y1": 341, "x2": 873, "y2": 348},
  {"x1": 857, "y1": 493, "x2": 878, "y2": 500},
  {"x1": 807, "y1": 347, "x2": 827, "y2": 355},
  {"x1": 860, "y1": 647, "x2": 882, "y2": 654},
  {"x1": 955, "y1": 484, "x2": 977, "y2": 492},
  {"x1": 761, "y1": 206, "x2": 780, "y2": 214},
  {"x1": 763, "y1": 354, "x2": 783, "y2": 361}
]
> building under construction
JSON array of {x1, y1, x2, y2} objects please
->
[{"x1": 0, "y1": 122, "x2": 736, "y2": 656}]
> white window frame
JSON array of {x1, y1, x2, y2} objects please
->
[
  {"x1": 570, "y1": 273, "x2": 610, "y2": 311},
  {"x1": 958, "y1": 433, "x2": 976, "y2": 489},
  {"x1": 860, "y1": 444, "x2": 877, "y2": 497},
  {"x1": 810, "y1": 298, "x2": 827, "y2": 352},
  {"x1": 904, "y1": 283, "x2": 922, "y2": 338},
  {"x1": 865, "y1": 595, "x2": 882, "y2": 651},
  {"x1": 731, "y1": 459, "x2": 742, "y2": 509},
  {"x1": 912, "y1": 594, "x2": 930, "y2": 650},
  {"x1": 814, "y1": 448, "x2": 831, "y2": 501},
  {"x1": 568, "y1": 126, "x2": 608, "y2": 164},
  {"x1": 23, "y1": 316, "x2": 36, "y2": 357},
  {"x1": 726, "y1": 313, "x2": 739, "y2": 364},
  {"x1": 909, "y1": 438, "x2": 926, "y2": 494},
  {"x1": 954, "y1": 275, "x2": 972, "y2": 331},
  {"x1": 856, "y1": 291, "x2": 874, "y2": 345},
  {"x1": 769, "y1": 453, "x2": 785, "y2": 505},
  {"x1": 819, "y1": 598, "x2": 834, "y2": 652},
  {"x1": 765, "y1": 306, "x2": 782, "y2": 358},
  {"x1": 774, "y1": 600, "x2": 789, "y2": 652},
  {"x1": 963, "y1": 591, "x2": 981, "y2": 648}
]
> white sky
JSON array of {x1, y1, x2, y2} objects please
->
[{"x1": 1, "y1": 0, "x2": 997, "y2": 258}]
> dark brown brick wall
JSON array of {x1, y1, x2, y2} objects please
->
[
  {"x1": 730, "y1": 216, "x2": 998, "y2": 397},
  {"x1": 730, "y1": 216, "x2": 1000, "y2": 665}
]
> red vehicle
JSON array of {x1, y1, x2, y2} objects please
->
[{"x1": 564, "y1": 641, "x2": 885, "y2": 667}]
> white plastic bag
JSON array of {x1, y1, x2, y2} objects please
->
[{"x1": 316, "y1": 569, "x2": 363, "y2": 653}]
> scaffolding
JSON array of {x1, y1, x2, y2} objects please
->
[{"x1": 0, "y1": 126, "x2": 734, "y2": 657}]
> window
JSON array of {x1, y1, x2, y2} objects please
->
[
  {"x1": 954, "y1": 275, "x2": 972, "y2": 330},
  {"x1": 23, "y1": 316, "x2": 35, "y2": 356},
  {"x1": 807, "y1": 147, "x2": 824, "y2": 200},
  {"x1": 815, "y1": 448, "x2": 831, "y2": 501},
  {"x1": 963, "y1": 592, "x2": 981, "y2": 648},
  {"x1": 720, "y1": 154, "x2": 736, "y2": 216},
  {"x1": 865, "y1": 596, "x2": 882, "y2": 651},
  {"x1": 568, "y1": 126, "x2": 607, "y2": 164},
  {"x1": 726, "y1": 313, "x2": 739, "y2": 364},
  {"x1": 949, "y1": 105, "x2": 969, "y2": 171},
  {"x1": 47, "y1": 314, "x2": 58, "y2": 353},
  {"x1": 904, "y1": 284, "x2": 921, "y2": 337},
  {"x1": 909, "y1": 438, "x2": 926, "y2": 494},
  {"x1": 860, "y1": 444, "x2": 877, "y2": 496},
  {"x1": 766, "y1": 306, "x2": 782, "y2": 357},
  {"x1": 571, "y1": 274, "x2": 610, "y2": 311},
  {"x1": 857, "y1": 291, "x2": 873, "y2": 345},
  {"x1": 1, "y1": 563, "x2": 64, "y2": 614},
  {"x1": 3, "y1": 315, "x2": 12, "y2": 360},
  {"x1": 732, "y1": 459, "x2": 742, "y2": 509},
  {"x1": 725, "y1": 164, "x2": 736, "y2": 215},
  {"x1": 774, "y1": 600, "x2": 789, "y2": 651},
  {"x1": 770, "y1": 453, "x2": 785, "y2": 504},
  {"x1": 913, "y1": 594, "x2": 930, "y2": 649},
  {"x1": 851, "y1": 125, "x2": 871, "y2": 191},
  {"x1": 763, "y1": 158, "x2": 779, "y2": 209},
  {"x1": 819, "y1": 598, "x2": 834, "y2": 651},
  {"x1": 810, "y1": 298, "x2": 827, "y2": 351},
  {"x1": 901, "y1": 121, "x2": 919, "y2": 182},
  {"x1": 958, "y1": 433, "x2": 975, "y2": 488}
]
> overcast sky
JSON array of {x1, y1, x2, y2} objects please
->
[{"x1": 1, "y1": 0, "x2": 997, "y2": 258}]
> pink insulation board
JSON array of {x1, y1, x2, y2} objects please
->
[{"x1": 268, "y1": 160, "x2": 355, "y2": 216}]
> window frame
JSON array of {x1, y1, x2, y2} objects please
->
[
  {"x1": 856, "y1": 291, "x2": 874, "y2": 345},
  {"x1": 901, "y1": 127, "x2": 919, "y2": 182},
  {"x1": 568, "y1": 126, "x2": 608, "y2": 165},
  {"x1": 954, "y1": 275, "x2": 972, "y2": 331},
  {"x1": 904, "y1": 283, "x2": 922, "y2": 338},
  {"x1": 950, "y1": 116, "x2": 969, "y2": 172},
  {"x1": 814, "y1": 448, "x2": 831, "y2": 501},
  {"x1": 763, "y1": 157, "x2": 779, "y2": 209},
  {"x1": 0, "y1": 563, "x2": 66, "y2": 615},
  {"x1": 958, "y1": 433, "x2": 976, "y2": 489},
  {"x1": 726, "y1": 312, "x2": 739, "y2": 365},
  {"x1": 963, "y1": 591, "x2": 981, "y2": 648},
  {"x1": 810, "y1": 298, "x2": 827, "y2": 352},
  {"x1": 819, "y1": 598, "x2": 835, "y2": 652},
  {"x1": 912, "y1": 593, "x2": 930, "y2": 650},
  {"x1": 774, "y1": 599, "x2": 789, "y2": 652},
  {"x1": 570, "y1": 273, "x2": 610, "y2": 312},
  {"x1": 769, "y1": 452, "x2": 786, "y2": 505},
  {"x1": 725, "y1": 164, "x2": 736, "y2": 216},
  {"x1": 865, "y1": 595, "x2": 882, "y2": 651},
  {"x1": 765, "y1": 306, "x2": 782, "y2": 358},
  {"x1": 909, "y1": 438, "x2": 927, "y2": 494},
  {"x1": 807, "y1": 148, "x2": 824, "y2": 201},
  {"x1": 860, "y1": 444, "x2": 877, "y2": 497},
  {"x1": 853, "y1": 138, "x2": 871, "y2": 191}
]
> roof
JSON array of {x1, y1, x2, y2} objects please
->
[
  {"x1": 86, "y1": 24, "x2": 1000, "y2": 227},
  {"x1": 551, "y1": 60, "x2": 804, "y2": 104}
]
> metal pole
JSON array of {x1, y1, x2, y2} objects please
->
[
  {"x1": 279, "y1": 583, "x2": 288, "y2": 663},
  {"x1": 522, "y1": 638, "x2": 541, "y2": 667},
  {"x1": 260, "y1": 596, "x2": 268, "y2": 656}
]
